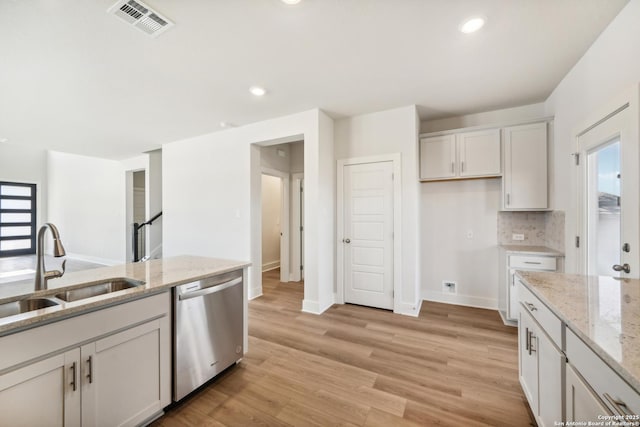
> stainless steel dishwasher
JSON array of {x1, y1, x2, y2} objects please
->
[{"x1": 173, "y1": 269, "x2": 243, "y2": 401}]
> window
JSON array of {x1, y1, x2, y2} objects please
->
[{"x1": 0, "y1": 182, "x2": 37, "y2": 257}]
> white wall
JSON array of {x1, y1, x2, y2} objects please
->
[
  {"x1": 261, "y1": 143, "x2": 291, "y2": 172},
  {"x1": 544, "y1": 0, "x2": 640, "y2": 272},
  {"x1": 47, "y1": 151, "x2": 126, "y2": 264},
  {"x1": 421, "y1": 179, "x2": 501, "y2": 308},
  {"x1": 421, "y1": 103, "x2": 546, "y2": 133},
  {"x1": 261, "y1": 174, "x2": 281, "y2": 270},
  {"x1": 290, "y1": 141, "x2": 304, "y2": 173},
  {"x1": 0, "y1": 143, "x2": 48, "y2": 230},
  {"x1": 334, "y1": 105, "x2": 421, "y2": 316},
  {"x1": 147, "y1": 149, "x2": 163, "y2": 258},
  {"x1": 163, "y1": 109, "x2": 334, "y2": 314}
]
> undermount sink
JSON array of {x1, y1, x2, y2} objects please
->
[
  {"x1": 0, "y1": 298, "x2": 60, "y2": 319},
  {"x1": 55, "y1": 278, "x2": 145, "y2": 302}
]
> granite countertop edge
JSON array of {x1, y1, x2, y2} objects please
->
[
  {"x1": 500, "y1": 244, "x2": 564, "y2": 256},
  {"x1": 0, "y1": 255, "x2": 251, "y2": 337}
]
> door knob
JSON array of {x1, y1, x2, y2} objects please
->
[
  {"x1": 343, "y1": 238, "x2": 351, "y2": 244},
  {"x1": 612, "y1": 263, "x2": 631, "y2": 274}
]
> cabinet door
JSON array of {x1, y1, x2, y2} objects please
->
[
  {"x1": 457, "y1": 129, "x2": 501, "y2": 178},
  {"x1": 420, "y1": 135, "x2": 456, "y2": 180},
  {"x1": 81, "y1": 318, "x2": 170, "y2": 427},
  {"x1": 566, "y1": 364, "x2": 611, "y2": 423},
  {"x1": 0, "y1": 349, "x2": 81, "y2": 427},
  {"x1": 519, "y1": 309, "x2": 539, "y2": 415},
  {"x1": 507, "y1": 271, "x2": 520, "y2": 321},
  {"x1": 538, "y1": 325, "x2": 563, "y2": 427},
  {"x1": 503, "y1": 123, "x2": 548, "y2": 210}
]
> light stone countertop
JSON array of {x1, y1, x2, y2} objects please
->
[
  {"x1": 516, "y1": 270, "x2": 640, "y2": 393},
  {"x1": 500, "y1": 245, "x2": 564, "y2": 256},
  {"x1": 0, "y1": 255, "x2": 250, "y2": 336}
]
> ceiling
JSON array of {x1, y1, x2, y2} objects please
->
[{"x1": 0, "y1": 0, "x2": 629, "y2": 159}]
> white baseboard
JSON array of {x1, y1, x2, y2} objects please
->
[
  {"x1": 394, "y1": 299, "x2": 422, "y2": 317},
  {"x1": 65, "y1": 253, "x2": 119, "y2": 266},
  {"x1": 301, "y1": 297, "x2": 333, "y2": 315},
  {"x1": 248, "y1": 286, "x2": 263, "y2": 300},
  {"x1": 423, "y1": 290, "x2": 498, "y2": 310},
  {"x1": 262, "y1": 260, "x2": 280, "y2": 272},
  {"x1": 498, "y1": 310, "x2": 518, "y2": 327}
]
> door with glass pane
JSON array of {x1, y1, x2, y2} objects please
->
[
  {"x1": 0, "y1": 182, "x2": 37, "y2": 257},
  {"x1": 578, "y1": 105, "x2": 639, "y2": 278}
]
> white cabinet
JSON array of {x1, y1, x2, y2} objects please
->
[
  {"x1": 503, "y1": 122, "x2": 548, "y2": 210},
  {"x1": 566, "y1": 363, "x2": 611, "y2": 422},
  {"x1": 457, "y1": 129, "x2": 501, "y2": 178},
  {"x1": 0, "y1": 350, "x2": 80, "y2": 427},
  {"x1": 518, "y1": 280, "x2": 563, "y2": 426},
  {"x1": 82, "y1": 319, "x2": 168, "y2": 427},
  {"x1": 499, "y1": 250, "x2": 562, "y2": 323},
  {"x1": 0, "y1": 292, "x2": 171, "y2": 427},
  {"x1": 420, "y1": 134, "x2": 456, "y2": 180},
  {"x1": 420, "y1": 129, "x2": 500, "y2": 181}
]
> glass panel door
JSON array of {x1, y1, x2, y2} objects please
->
[{"x1": 586, "y1": 140, "x2": 621, "y2": 276}]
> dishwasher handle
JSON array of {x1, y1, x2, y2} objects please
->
[{"x1": 178, "y1": 277, "x2": 242, "y2": 301}]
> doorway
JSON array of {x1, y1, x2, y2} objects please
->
[
  {"x1": 577, "y1": 103, "x2": 639, "y2": 278},
  {"x1": 261, "y1": 174, "x2": 284, "y2": 275},
  {"x1": 337, "y1": 154, "x2": 401, "y2": 310},
  {"x1": 132, "y1": 171, "x2": 146, "y2": 260}
]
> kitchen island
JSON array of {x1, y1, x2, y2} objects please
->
[
  {"x1": 516, "y1": 270, "x2": 639, "y2": 425},
  {"x1": 0, "y1": 255, "x2": 250, "y2": 427}
]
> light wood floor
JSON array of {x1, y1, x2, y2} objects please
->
[{"x1": 153, "y1": 269, "x2": 535, "y2": 427}]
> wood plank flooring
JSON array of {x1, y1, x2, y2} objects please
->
[{"x1": 153, "y1": 269, "x2": 535, "y2": 427}]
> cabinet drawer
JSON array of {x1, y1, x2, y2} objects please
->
[
  {"x1": 516, "y1": 279, "x2": 562, "y2": 347},
  {"x1": 510, "y1": 255, "x2": 557, "y2": 271},
  {"x1": 566, "y1": 329, "x2": 640, "y2": 417}
]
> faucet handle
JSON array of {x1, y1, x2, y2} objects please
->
[{"x1": 61, "y1": 259, "x2": 67, "y2": 275}]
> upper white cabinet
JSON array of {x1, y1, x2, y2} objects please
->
[
  {"x1": 420, "y1": 134, "x2": 456, "y2": 180},
  {"x1": 420, "y1": 129, "x2": 501, "y2": 181},
  {"x1": 503, "y1": 122, "x2": 548, "y2": 210},
  {"x1": 457, "y1": 129, "x2": 501, "y2": 178}
]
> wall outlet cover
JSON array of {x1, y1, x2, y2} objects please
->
[
  {"x1": 512, "y1": 233, "x2": 525, "y2": 241},
  {"x1": 442, "y1": 281, "x2": 457, "y2": 294}
]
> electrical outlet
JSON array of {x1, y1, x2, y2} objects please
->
[
  {"x1": 442, "y1": 281, "x2": 457, "y2": 294},
  {"x1": 466, "y1": 230, "x2": 473, "y2": 239},
  {"x1": 512, "y1": 233, "x2": 525, "y2": 241}
]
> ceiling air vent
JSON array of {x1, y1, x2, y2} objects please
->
[{"x1": 108, "y1": 0, "x2": 174, "y2": 38}]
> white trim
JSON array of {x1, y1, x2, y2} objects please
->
[
  {"x1": 290, "y1": 173, "x2": 304, "y2": 282},
  {"x1": 248, "y1": 287, "x2": 263, "y2": 300},
  {"x1": 423, "y1": 291, "x2": 498, "y2": 310},
  {"x1": 64, "y1": 252, "x2": 118, "y2": 266},
  {"x1": 261, "y1": 167, "x2": 290, "y2": 283},
  {"x1": 301, "y1": 296, "x2": 333, "y2": 315},
  {"x1": 336, "y1": 153, "x2": 402, "y2": 313},
  {"x1": 262, "y1": 260, "x2": 280, "y2": 272}
]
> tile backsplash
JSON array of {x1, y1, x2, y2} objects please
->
[{"x1": 498, "y1": 210, "x2": 565, "y2": 253}]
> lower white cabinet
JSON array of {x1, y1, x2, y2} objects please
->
[
  {"x1": 566, "y1": 363, "x2": 611, "y2": 422},
  {"x1": 0, "y1": 350, "x2": 81, "y2": 427},
  {"x1": 518, "y1": 282, "x2": 563, "y2": 427},
  {"x1": 0, "y1": 292, "x2": 171, "y2": 427}
]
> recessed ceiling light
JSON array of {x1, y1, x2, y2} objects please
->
[
  {"x1": 220, "y1": 121, "x2": 236, "y2": 128},
  {"x1": 281, "y1": 0, "x2": 301, "y2": 4},
  {"x1": 249, "y1": 86, "x2": 267, "y2": 97},
  {"x1": 459, "y1": 17, "x2": 486, "y2": 34},
  {"x1": 0, "y1": 137, "x2": 9, "y2": 143}
]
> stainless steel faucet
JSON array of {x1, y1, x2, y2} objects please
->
[{"x1": 34, "y1": 223, "x2": 67, "y2": 291}]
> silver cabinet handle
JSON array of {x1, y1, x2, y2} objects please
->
[
  {"x1": 528, "y1": 331, "x2": 536, "y2": 355},
  {"x1": 612, "y1": 264, "x2": 631, "y2": 274},
  {"x1": 506, "y1": 193, "x2": 511, "y2": 205},
  {"x1": 461, "y1": 161, "x2": 465, "y2": 173},
  {"x1": 603, "y1": 393, "x2": 635, "y2": 416},
  {"x1": 525, "y1": 302, "x2": 537, "y2": 312},
  {"x1": 451, "y1": 162, "x2": 455, "y2": 173},
  {"x1": 524, "y1": 261, "x2": 542, "y2": 265},
  {"x1": 178, "y1": 277, "x2": 242, "y2": 300},
  {"x1": 87, "y1": 356, "x2": 93, "y2": 384},
  {"x1": 525, "y1": 327, "x2": 529, "y2": 351},
  {"x1": 343, "y1": 238, "x2": 351, "y2": 244},
  {"x1": 70, "y1": 362, "x2": 77, "y2": 391}
]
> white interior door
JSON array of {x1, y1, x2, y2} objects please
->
[
  {"x1": 578, "y1": 105, "x2": 639, "y2": 278},
  {"x1": 343, "y1": 161, "x2": 394, "y2": 309}
]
